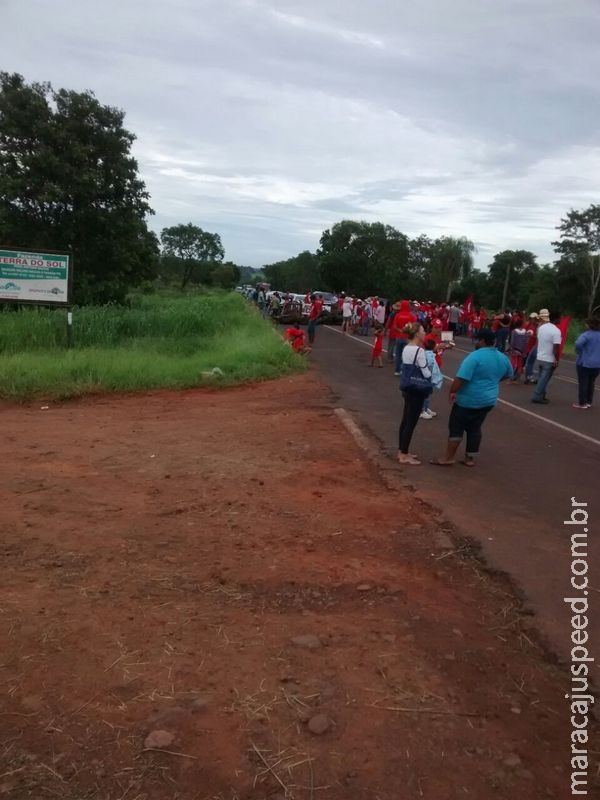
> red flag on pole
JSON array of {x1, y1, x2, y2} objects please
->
[
  {"x1": 558, "y1": 316, "x2": 571, "y2": 357},
  {"x1": 464, "y1": 294, "x2": 474, "y2": 317}
]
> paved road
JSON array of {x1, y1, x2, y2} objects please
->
[{"x1": 311, "y1": 325, "x2": 599, "y2": 673}]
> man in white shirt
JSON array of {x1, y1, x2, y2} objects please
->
[
  {"x1": 374, "y1": 300, "x2": 386, "y2": 328},
  {"x1": 342, "y1": 297, "x2": 353, "y2": 333},
  {"x1": 532, "y1": 309, "x2": 562, "y2": 404},
  {"x1": 448, "y1": 303, "x2": 461, "y2": 333}
]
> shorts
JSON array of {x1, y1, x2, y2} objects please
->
[{"x1": 448, "y1": 403, "x2": 494, "y2": 441}]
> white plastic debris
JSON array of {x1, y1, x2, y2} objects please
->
[{"x1": 201, "y1": 367, "x2": 224, "y2": 379}]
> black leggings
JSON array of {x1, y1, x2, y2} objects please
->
[
  {"x1": 398, "y1": 391, "x2": 426, "y2": 453},
  {"x1": 577, "y1": 365, "x2": 599, "y2": 406}
]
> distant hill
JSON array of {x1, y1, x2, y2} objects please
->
[{"x1": 238, "y1": 266, "x2": 264, "y2": 284}]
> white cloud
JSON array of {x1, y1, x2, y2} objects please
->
[{"x1": 2, "y1": 0, "x2": 600, "y2": 268}]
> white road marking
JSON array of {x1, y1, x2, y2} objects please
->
[{"x1": 323, "y1": 326, "x2": 600, "y2": 449}]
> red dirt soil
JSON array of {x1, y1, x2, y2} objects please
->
[{"x1": 0, "y1": 373, "x2": 596, "y2": 799}]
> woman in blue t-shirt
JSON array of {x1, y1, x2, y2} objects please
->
[{"x1": 430, "y1": 329, "x2": 513, "y2": 467}]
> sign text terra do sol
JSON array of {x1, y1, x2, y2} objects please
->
[{"x1": 0, "y1": 248, "x2": 72, "y2": 306}]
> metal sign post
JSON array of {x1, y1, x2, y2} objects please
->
[{"x1": 66, "y1": 308, "x2": 74, "y2": 348}]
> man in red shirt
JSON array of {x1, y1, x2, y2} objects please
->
[
  {"x1": 431, "y1": 315, "x2": 444, "y2": 336},
  {"x1": 524, "y1": 312, "x2": 539, "y2": 383},
  {"x1": 470, "y1": 309, "x2": 484, "y2": 341},
  {"x1": 392, "y1": 300, "x2": 417, "y2": 375},
  {"x1": 307, "y1": 294, "x2": 324, "y2": 344}
]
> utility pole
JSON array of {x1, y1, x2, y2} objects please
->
[{"x1": 501, "y1": 263, "x2": 510, "y2": 310}]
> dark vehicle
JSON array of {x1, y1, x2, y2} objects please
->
[
  {"x1": 318, "y1": 292, "x2": 342, "y2": 325},
  {"x1": 276, "y1": 293, "x2": 304, "y2": 325}
]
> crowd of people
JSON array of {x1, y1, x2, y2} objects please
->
[
  {"x1": 245, "y1": 287, "x2": 600, "y2": 466},
  {"x1": 381, "y1": 304, "x2": 599, "y2": 467}
]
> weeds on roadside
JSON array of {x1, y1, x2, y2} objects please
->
[{"x1": 0, "y1": 293, "x2": 304, "y2": 400}]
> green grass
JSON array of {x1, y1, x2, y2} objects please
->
[
  {"x1": 564, "y1": 318, "x2": 584, "y2": 357},
  {"x1": 0, "y1": 292, "x2": 305, "y2": 401}
]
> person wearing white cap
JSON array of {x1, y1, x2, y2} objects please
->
[
  {"x1": 524, "y1": 312, "x2": 540, "y2": 383},
  {"x1": 532, "y1": 310, "x2": 561, "y2": 404}
]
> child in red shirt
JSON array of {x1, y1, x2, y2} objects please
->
[
  {"x1": 371, "y1": 328, "x2": 384, "y2": 367},
  {"x1": 284, "y1": 327, "x2": 310, "y2": 354}
]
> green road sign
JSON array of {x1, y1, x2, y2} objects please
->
[{"x1": 0, "y1": 248, "x2": 71, "y2": 305}]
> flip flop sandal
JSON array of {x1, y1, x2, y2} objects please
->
[{"x1": 429, "y1": 459, "x2": 455, "y2": 466}]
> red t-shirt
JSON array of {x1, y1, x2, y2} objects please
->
[
  {"x1": 309, "y1": 299, "x2": 324, "y2": 321},
  {"x1": 285, "y1": 326, "x2": 304, "y2": 342},
  {"x1": 391, "y1": 311, "x2": 416, "y2": 340},
  {"x1": 525, "y1": 322, "x2": 538, "y2": 351}
]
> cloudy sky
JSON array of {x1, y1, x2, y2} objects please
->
[{"x1": 3, "y1": 0, "x2": 600, "y2": 267}]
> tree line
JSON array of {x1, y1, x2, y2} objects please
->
[
  {"x1": 0, "y1": 73, "x2": 239, "y2": 304},
  {"x1": 262, "y1": 216, "x2": 600, "y2": 317},
  {"x1": 1, "y1": 73, "x2": 597, "y2": 314}
]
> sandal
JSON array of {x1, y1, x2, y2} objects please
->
[
  {"x1": 398, "y1": 455, "x2": 421, "y2": 465},
  {"x1": 429, "y1": 458, "x2": 455, "y2": 466}
]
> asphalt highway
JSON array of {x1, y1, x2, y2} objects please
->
[{"x1": 312, "y1": 325, "x2": 599, "y2": 672}]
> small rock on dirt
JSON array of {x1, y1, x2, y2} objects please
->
[
  {"x1": 290, "y1": 634, "x2": 322, "y2": 650},
  {"x1": 307, "y1": 713, "x2": 331, "y2": 735},
  {"x1": 318, "y1": 682, "x2": 336, "y2": 700},
  {"x1": 144, "y1": 730, "x2": 175, "y2": 749},
  {"x1": 356, "y1": 583, "x2": 372, "y2": 592},
  {"x1": 148, "y1": 705, "x2": 189, "y2": 726},
  {"x1": 191, "y1": 697, "x2": 208, "y2": 712},
  {"x1": 503, "y1": 754, "x2": 522, "y2": 768}
]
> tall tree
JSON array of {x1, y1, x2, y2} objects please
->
[
  {"x1": 406, "y1": 235, "x2": 434, "y2": 298},
  {"x1": 429, "y1": 236, "x2": 475, "y2": 301},
  {"x1": 263, "y1": 250, "x2": 321, "y2": 293},
  {"x1": 0, "y1": 72, "x2": 158, "y2": 304},
  {"x1": 211, "y1": 261, "x2": 240, "y2": 289},
  {"x1": 160, "y1": 223, "x2": 224, "y2": 289},
  {"x1": 485, "y1": 250, "x2": 539, "y2": 309},
  {"x1": 553, "y1": 205, "x2": 600, "y2": 316},
  {"x1": 318, "y1": 220, "x2": 409, "y2": 298}
]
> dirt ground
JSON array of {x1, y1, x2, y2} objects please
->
[{"x1": 0, "y1": 373, "x2": 596, "y2": 799}]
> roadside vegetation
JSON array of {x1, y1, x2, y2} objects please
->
[{"x1": 0, "y1": 292, "x2": 304, "y2": 401}]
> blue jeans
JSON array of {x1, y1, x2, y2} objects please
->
[
  {"x1": 388, "y1": 338, "x2": 396, "y2": 361},
  {"x1": 394, "y1": 339, "x2": 407, "y2": 373},
  {"x1": 495, "y1": 328, "x2": 509, "y2": 352},
  {"x1": 525, "y1": 347, "x2": 537, "y2": 380},
  {"x1": 532, "y1": 361, "x2": 555, "y2": 401}
]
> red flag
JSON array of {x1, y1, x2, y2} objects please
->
[
  {"x1": 464, "y1": 294, "x2": 474, "y2": 317},
  {"x1": 558, "y1": 316, "x2": 571, "y2": 357}
]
